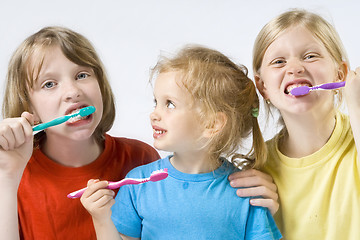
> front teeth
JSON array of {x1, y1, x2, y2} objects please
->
[
  {"x1": 154, "y1": 130, "x2": 165, "y2": 135},
  {"x1": 68, "y1": 115, "x2": 88, "y2": 123}
]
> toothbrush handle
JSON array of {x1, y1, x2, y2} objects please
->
[
  {"x1": 318, "y1": 81, "x2": 346, "y2": 90},
  {"x1": 67, "y1": 178, "x2": 147, "y2": 199},
  {"x1": 32, "y1": 115, "x2": 70, "y2": 131},
  {"x1": 107, "y1": 178, "x2": 148, "y2": 189}
]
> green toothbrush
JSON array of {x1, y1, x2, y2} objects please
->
[{"x1": 32, "y1": 106, "x2": 96, "y2": 132}]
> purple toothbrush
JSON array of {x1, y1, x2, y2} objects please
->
[{"x1": 290, "y1": 81, "x2": 346, "y2": 96}]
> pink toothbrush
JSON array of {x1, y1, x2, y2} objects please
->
[
  {"x1": 290, "y1": 81, "x2": 346, "y2": 96},
  {"x1": 67, "y1": 168, "x2": 168, "y2": 199}
]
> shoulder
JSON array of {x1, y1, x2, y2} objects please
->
[{"x1": 126, "y1": 157, "x2": 168, "y2": 178}]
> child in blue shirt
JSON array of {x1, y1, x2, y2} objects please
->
[{"x1": 81, "y1": 45, "x2": 282, "y2": 240}]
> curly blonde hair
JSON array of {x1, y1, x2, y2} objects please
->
[{"x1": 151, "y1": 45, "x2": 267, "y2": 169}]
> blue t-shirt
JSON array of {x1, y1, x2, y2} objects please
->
[{"x1": 111, "y1": 156, "x2": 282, "y2": 239}]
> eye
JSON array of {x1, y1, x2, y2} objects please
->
[
  {"x1": 153, "y1": 99, "x2": 157, "y2": 108},
  {"x1": 41, "y1": 81, "x2": 56, "y2": 89},
  {"x1": 270, "y1": 58, "x2": 286, "y2": 66},
  {"x1": 166, "y1": 100, "x2": 175, "y2": 109},
  {"x1": 77, "y1": 72, "x2": 90, "y2": 80},
  {"x1": 304, "y1": 53, "x2": 319, "y2": 61}
]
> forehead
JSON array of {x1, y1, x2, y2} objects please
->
[
  {"x1": 264, "y1": 25, "x2": 326, "y2": 57},
  {"x1": 155, "y1": 71, "x2": 184, "y2": 93},
  {"x1": 26, "y1": 45, "x2": 57, "y2": 86},
  {"x1": 154, "y1": 71, "x2": 195, "y2": 101}
]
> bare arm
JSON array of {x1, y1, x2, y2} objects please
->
[
  {"x1": 0, "y1": 112, "x2": 34, "y2": 240},
  {"x1": 345, "y1": 67, "x2": 360, "y2": 159},
  {"x1": 80, "y1": 180, "x2": 140, "y2": 240},
  {"x1": 228, "y1": 169, "x2": 279, "y2": 215}
]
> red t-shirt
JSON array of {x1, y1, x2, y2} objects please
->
[{"x1": 18, "y1": 134, "x2": 160, "y2": 240}]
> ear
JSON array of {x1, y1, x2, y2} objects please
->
[
  {"x1": 203, "y1": 112, "x2": 227, "y2": 138},
  {"x1": 254, "y1": 74, "x2": 269, "y2": 100},
  {"x1": 28, "y1": 105, "x2": 41, "y2": 124},
  {"x1": 336, "y1": 61, "x2": 348, "y2": 82}
]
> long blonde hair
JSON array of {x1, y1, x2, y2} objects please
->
[
  {"x1": 151, "y1": 45, "x2": 267, "y2": 169},
  {"x1": 3, "y1": 26, "x2": 115, "y2": 146}
]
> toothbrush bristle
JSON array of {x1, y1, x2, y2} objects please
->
[
  {"x1": 149, "y1": 168, "x2": 168, "y2": 182},
  {"x1": 67, "y1": 106, "x2": 96, "y2": 123}
]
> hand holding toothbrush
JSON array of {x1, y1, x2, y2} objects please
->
[
  {"x1": 0, "y1": 106, "x2": 95, "y2": 178},
  {"x1": 0, "y1": 111, "x2": 35, "y2": 179},
  {"x1": 344, "y1": 67, "x2": 360, "y2": 160},
  {"x1": 344, "y1": 68, "x2": 360, "y2": 110},
  {"x1": 80, "y1": 179, "x2": 116, "y2": 222},
  {"x1": 79, "y1": 169, "x2": 168, "y2": 228}
]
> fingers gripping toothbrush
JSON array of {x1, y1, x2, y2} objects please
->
[
  {"x1": 67, "y1": 168, "x2": 169, "y2": 199},
  {"x1": 32, "y1": 106, "x2": 96, "y2": 134}
]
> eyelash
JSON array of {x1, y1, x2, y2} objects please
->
[
  {"x1": 41, "y1": 81, "x2": 57, "y2": 89},
  {"x1": 153, "y1": 99, "x2": 176, "y2": 109},
  {"x1": 77, "y1": 72, "x2": 90, "y2": 80},
  {"x1": 270, "y1": 53, "x2": 320, "y2": 65},
  {"x1": 166, "y1": 100, "x2": 175, "y2": 109}
]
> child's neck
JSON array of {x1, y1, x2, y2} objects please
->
[
  {"x1": 170, "y1": 151, "x2": 220, "y2": 174},
  {"x1": 41, "y1": 134, "x2": 103, "y2": 167},
  {"x1": 279, "y1": 109, "x2": 336, "y2": 158}
]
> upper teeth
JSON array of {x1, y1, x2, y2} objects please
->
[
  {"x1": 68, "y1": 115, "x2": 87, "y2": 123},
  {"x1": 155, "y1": 130, "x2": 165, "y2": 134},
  {"x1": 68, "y1": 109, "x2": 80, "y2": 115}
]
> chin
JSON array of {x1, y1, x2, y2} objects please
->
[
  {"x1": 153, "y1": 142, "x2": 171, "y2": 152},
  {"x1": 70, "y1": 130, "x2": 97, "y2": 141}
]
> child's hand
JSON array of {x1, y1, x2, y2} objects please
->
[
  {"x1": 80, "y1": 179, "x2": 115, "y2": 222},
  {"x1": 228, "y1": 169, "x2": 279, "y2": 215},
  {"x1": 0, "y1": 112, "x2": 34, "y2": 181},
  {"x1": 344, "y1": 67, "x2": 360, "y2": 110}
]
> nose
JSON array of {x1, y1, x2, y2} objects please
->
[
  {"x1": 286, "y1": 58, "x2": 305, "y2": 75},
  {"x1": 63, "y1": 80, "x2": 82, "y2": 101},
  {"x1": 150, "y1": 107, "x2": 161, "y2": 122}
]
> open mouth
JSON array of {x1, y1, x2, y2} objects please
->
[
  {"x1": 285, "y1": 83, "x2": 311, "y2": 95},
  {"x1": 152, "y1": 126, "x2": 167, "y2": 139},
  {"x1": 67, "y1": 107, "x2": 92, "y2": 124}
]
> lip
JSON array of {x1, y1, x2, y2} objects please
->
[
  {"x1": 64, "y1": 103, "x2": 93, "y2": 126},
  {"x1": 152, "y1": 125, "x2": 167, "y2": 139},
  {"x1": 65, "y1": 103, "x2": 89, "y2": 115}
]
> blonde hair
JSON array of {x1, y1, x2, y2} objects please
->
[
  {"x1": 151, "y1": 45, "x2": 267, "y2": 169},
  {"x1": 253, "y1": 9, "x2": 349, "y2": 115},
  {"x1": 2, "y1": 26, "x2": 115, "y2": 146}
]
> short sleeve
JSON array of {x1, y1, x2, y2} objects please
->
[
  {"x1": 245, "y1": 206, "x2": 282, "y2": 240},
  {"x1": 111, "y1": 184, "x2": 142, "y2": 238}
]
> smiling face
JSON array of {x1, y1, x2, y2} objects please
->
[
  {"x1": 150, "y1": 71, "x2": 207, "y2": 153},
  {"x1": 29, "y1": 45, "x2": 103, "y2": 141},
  {"x1": 255, "y1": 25, "x2": 345, "y2": 117}
]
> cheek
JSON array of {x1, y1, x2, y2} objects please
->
[
  {"x1": 29, "y1": 95, "x2": 56, "y2": 120},
  {"x1": 89, "y1": 82, "x2": 104, "y2": 105}
]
